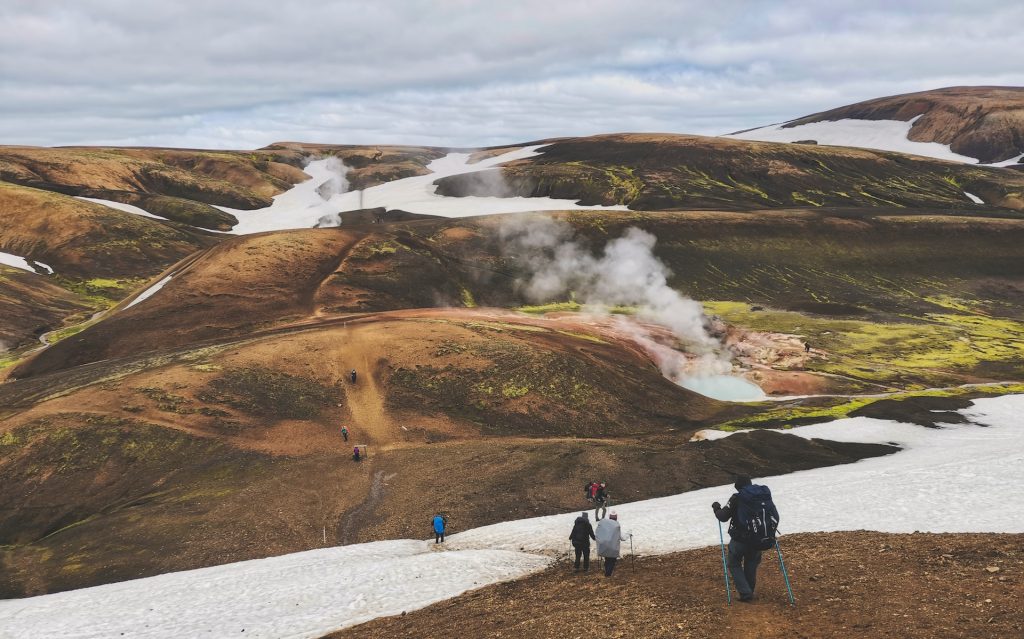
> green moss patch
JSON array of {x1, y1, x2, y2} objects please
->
[{"x1": 198, "y1": 367, "x2": 337, "y2": 419}]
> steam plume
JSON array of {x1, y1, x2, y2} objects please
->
[{"x1": 500, "y1": 216, "x2": 731, "y2": 381}]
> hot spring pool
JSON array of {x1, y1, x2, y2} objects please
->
[{"x1": 680, "y1": 375, "x2": 765, "y2": 402}]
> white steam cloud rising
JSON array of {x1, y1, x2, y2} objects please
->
[{"x1": 500, "y1": 216, "x2": 732, "y2": 383}]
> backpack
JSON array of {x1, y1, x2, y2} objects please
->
[{"x1": 734, "y1": 484, "x2": 779, "y2": 550}]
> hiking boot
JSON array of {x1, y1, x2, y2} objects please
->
[{"x1": 739, "y1": 594, "x2": 754, "y2": 603}]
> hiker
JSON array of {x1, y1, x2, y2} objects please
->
[
  {"x1": 568, "y1": 512, "x2": 596, "y2": 572},
  {"x1": 433, "y1": 513, "x2": 447, "y2": 543},
  {"x1": 341, "y1": 426, "x2": 349, "y2": 442},
  {"x1": 352, "y1": 446, "x2": 361, "y2": 462},
  {"x1": 594, "y1": 482, "x2": 609, "y2": 521},
  {"x1": 804, "y1": 342, "x2": 811, "y2": 353},
  {"x1": 350, "y1": 369, "x2": 357, "y2": 384},
  {"x1": 712, "y1": 476, "x2": 780, "y2": 602},
  {"x1": 595, "y1": 512, "x2": 628, "y2": 577}
]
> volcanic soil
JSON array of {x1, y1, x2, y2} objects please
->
[{"x1": 328, "y1": 531, "x2": 1024, "y2": 639}]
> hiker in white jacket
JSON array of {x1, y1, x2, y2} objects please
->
[{"x1": 595, "y1": 511, "x2": 628, "y2": 577}]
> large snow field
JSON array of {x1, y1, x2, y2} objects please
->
[
  {"x1": 220, "y1": 145, "x2": 627, "y2": 234},
  {"x1": 0, "y1": 541, "x2": 548, "y2": 639},
  {"x1": 726, "y1": 117, "x2": 980, "y2": 163},
  {"x1": 0, "y1": 250, "x2": 53, "y2": 275},
  {"x1": 0, "y1": 395, "x2": 1020, "y2": 638}
]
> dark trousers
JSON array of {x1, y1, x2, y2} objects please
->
[
  {"x1": 573, "y1": 543, "x2": 590, "y2": 571},
  {"x1": 435, "y1": 532, "x2": 445, "y2": 543},
  {"x1": 728, "y1": 538, "x2": 762, "y2": 598},
  {"x1": 603, "y1": 556, "x2": 618, "y2": 577}
]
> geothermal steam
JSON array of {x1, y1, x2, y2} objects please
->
[
  {"x1": 311, "y1": 156, "x2": 350, "y2": 228},
  {"x1": 500, "y1": 216, "x2": 732, "y2": 382}
]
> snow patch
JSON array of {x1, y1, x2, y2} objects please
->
[
  {"x1": 0, "y1": 250, "x2": 53, "y2": 275},
  {"x1": 726, "y1": 118, "x2": 979, "y2": 164},
  {"x1": 76, "y1": 196, "x2": 167, "y2": 220},
  {"x1": 964, "y1": 191, "x2": 984, "y2": 204},
  {"x1": 0, "y1": 541, "x2": 548, "y2": 639},
  {"x1": 125, "y1": 275, "x2": 172, "y2": 309},
  {"x1": 220, "y1": 146, "x2": 627, "y2": 234}
]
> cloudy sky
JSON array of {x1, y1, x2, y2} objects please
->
[{"x1": 2, "y1": 1, "x2": 1022, "y2": 149}]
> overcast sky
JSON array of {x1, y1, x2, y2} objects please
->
[{"x1": 2, "y1": 1, "x2": 1022, "y2": 149}]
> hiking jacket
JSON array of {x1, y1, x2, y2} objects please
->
[
  {"x1": 595, "y1": 518, "x2": 626, "y2": 558},
  {"x1": 433, "y1": 516, "x2": 445, "y2": 534},
  {"x1": 714, "y1": 493, "x2": 741, "y2": 538},
  {"x1": 569, "y1": 516, "x2": 596, "y2": 546}
]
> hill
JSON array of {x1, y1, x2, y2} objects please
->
[
  {"x1": 436, "y1": 133, "x2": 1024, "y2": 210},
  {"x1": 0, "y1": 305, "x2": 911, "y2": 596},
  {"x1": 728, "y1": 86, "x2": 1024, "y2": 165},
  {"x1": 11, "y1": 208, "x2": 1024, "y2": 391}
]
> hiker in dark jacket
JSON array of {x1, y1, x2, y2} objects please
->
[
  {"x1": 713, "y1": 476, "x2": 764, "y2": 602},
  {"x1": 350, "y1": 369, "x2": 357, "y2": 384},
  {"x1": 568, "y1": 512, "x2": 596, "y2": 572}
]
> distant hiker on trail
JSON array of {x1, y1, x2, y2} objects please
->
[
  {"x1": 568, "y1": 512, "x2": 596, "y2": 572},
  {"x1": 594, "y1": 482, "x2": 610, "y2": 521},
  {"x1": 804, "y1": 342, "x2": 811, "y2": 353},
  {"x1": 595, "y1": 512, "x2": 628, "y2": 577},
  {"x1": 713, "y1": 476, "x2": 780, "y2": 602},
  {"x1": 350, "y1": 369, "x2": 357, "y2": 384},
  {"x1": 433, "y1": 514, "x2": 448, "y2": 543},
  {"x1": 341, "y1": 426, "x2": 349, "y2": 442},
  {"x1": 352, "y1": 446, "x2": 361, "y2": 462}
]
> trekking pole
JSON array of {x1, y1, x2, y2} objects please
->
[
  {"x1": 629, "y1": 534, "x2": 635, "y2": 572},
  {"x1": 717, "y1": 520, "x2": 732, "y2": 605},
  {"x1": 775, "y1": 539, "x2": 795, "y2": 606}
]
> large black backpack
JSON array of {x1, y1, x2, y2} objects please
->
[{"x1": 734, "y1": 484, "x2": 780, "y2": 550}]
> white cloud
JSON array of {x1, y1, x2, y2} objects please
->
[{"x1": 1, "y1": 1, "x2": 1022, "y2": 148}]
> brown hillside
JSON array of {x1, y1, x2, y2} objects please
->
[
  {"x1": 783, "y1": 86, "x2": 1024, "y2": 163},
  {"x1": 0, "y1": 267, "x2": 92, "y2": 351},
  {"x1": 329, "y1": 531, "x2": 1023, "y2": 639},
  {"x1": 0, "y1": 182, "x2": 216, "y2": 280},
  {"x1": 0, "y1": 309, "x2": 896, "y2": 596}
]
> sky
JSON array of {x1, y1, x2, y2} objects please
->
[{"x1": 2, "y1": 0, "x2": 1022, "y2": 150}]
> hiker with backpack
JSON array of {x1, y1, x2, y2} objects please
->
[
  {"x1": 568, "y1": 512, "x2": 596, "y2": 572},
  {"x1": 594, "y1": 482, "x2": 610, "y2": 521},
  {"x1": 341, "y1": 426, "x2": 349, "y2": 442},
  {"x1": 350, "y1": 369, "x2": 357, "y2": 384},
  {"x1": 595, "y1": 511, "x2": 628, "y2": 577},
  {"x1": 352, "y1": 446, "x2": 361, "y2": 462},
  {"x1": 712, "y1": 476, "x2": 779, "y2": 602},
  {"x1": 433, "y1": 513, "x2": 448, "y2": 544}
]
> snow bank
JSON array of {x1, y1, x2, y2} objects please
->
[
  {"x1": 221, "y1": 146, "x2": 627, "y2": 234},
  {"x1": 964, "y1": 191, "x2": 985, "y2": 204},
  {"x1": 0, "y1": 540, "x2": 549, "y2": 639},
  {"x1": 75, "y1": 196, "x2": 167, "y2": 221},
  {"x1": 0, "y1": 250, "x2": 53, "y2": 275},
  {"x1": 0, "y1": 396, "x2": 1020, "y2": 638},
  {"x1": 726, "y1": 117, "x2": 979, "y2": 164},
  {"x1": 124, "y1": 275, "x2": 172, "y2": 309}
]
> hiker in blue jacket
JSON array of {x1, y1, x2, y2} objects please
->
[
  {"x1": 433, "y1": 514, "x2": 447, "y2": 544},
  {"x1": 713, "y1": 476, "x2": 778, "y2": 602}
]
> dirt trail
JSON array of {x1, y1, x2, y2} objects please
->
[{"x1": 329, "y1": 324, "x2": 395, "y2": 448}]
